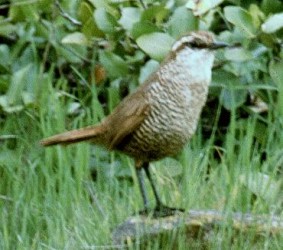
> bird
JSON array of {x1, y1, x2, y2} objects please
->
[{"x1": 40, "y1": 31, "x2": 229, "y2": 217}]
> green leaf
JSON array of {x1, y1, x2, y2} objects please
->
[
  {"x1": 261, "y1": 0, "x2": 283, "y2": 15},
  {"x1": 261, "y1": 13, "x2": 283, "y2": 33},
  {"x1": 199, "y1": 8, "x2": 217, "y2": 30},
  {"x1": 249, "y1": 4, "x2": 265, "y2": 29},
  {"x1": 131, "y1": 22, "x2": 160, "y2": 39},
  {"x1": 22, "y1": 91, "x2": 35, "y2": 107},
  {"x1": 224, "y1": 48, "x2": 253, "y2": 62},
  {"x1": 9, "y1": 4, "x2": 39, "y2": 22},
  {"x1": 55, "y1": 45, "x2": 83, "y2": 63},
  {"x1": 99, "y1": 51, "x2": 128, "y2": 79},
  {"x1": 269, "y1": 60, "x2": 283, "y2": 86},
  {"x1": 136, "y1": 32, "x2": 174, "y2": 61},
  {"x1": 0, "y1": 23, "x2": 17, "y2": 38},
  {"x1": 88, "y1": 0, "x2": 107, "y2": 8},
  {"x1": 79, "y1": 2, "x2": 104, "y2": 38},
  {"x1": 78, "y1": 1, "x2": 93, "y2": 24},
  {"x1": 108, "y1": 84, "x2": 121, "y2": 111},
  {"x1": 67, "y1": 102, "x2": 81, "y2": 115},
  {"x1": 118, "y1": 7, "x2": 141, "y2": 31},
  {"x1": 186, "y1": 0, "x2": 224, "y2": 16},
  {"x1": 239, "y1": 172, "x2": 282, "y2": 205},
  {"x1": 0, "y1": 75, "x2": 9, "y2": 92},
  {"x1": 94, "y1": 8, "x2": 117, "y2": 34},
  {"x1": 88, "y1": 0, "x2": 118, "y2": 15},
  {"x1": 61, "y1": 32, "x2": 88, "y2": 45},
  {"x1": 269, "y1": 60, "x2": 283, "y2": 114},
  {"x1": 82, "y1": 18, "x2": 104, "y2": 38},
  {"x1": 212, "y1": 70, "x2": 239, "y2": 87},
  {"x1": 0, "y1": 95, "x2": 24, "y2": 113},
  {"x1": 220, "y1": 88, "x2": 247, "y2": 110},
  {"x1": 0, "y1": 45, "x2": 10, "y2": 70},
  {"x1": 168, "y1": 7, "x2": 197, "y2": 38},
  {"x1": 224, "y1": 6, "x2": 257, "y2": 38},
  {"x1": 214, "y1": 71, "x2": 248, "y2": 110},
  {"x1": 7, "y1": 64, "x2": 33, "y2": 105},
  {"x1": 141, "y1": 4, "x2": 169, "y2": 23},
  {"x1": 139, "y1": 59, "x2": 159, "y2": 84},
  {"x1": 153, "y1": 158, "x2": 183, "y2": 178}
]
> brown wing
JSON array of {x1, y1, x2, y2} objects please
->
[
  {"x1": 40, "y1": 82, "x2": 150, "y2": 149},
  {"x1": 103, "y1": 90, "x2": 149, "y2": 149}
]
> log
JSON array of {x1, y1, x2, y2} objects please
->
[{"x1": 112, "y1": 209, "x2": 283, "y2": 246}]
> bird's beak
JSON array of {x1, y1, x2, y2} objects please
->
[
  {"x1": 210, "y1": 41, "x2": 230, "y2": 50},
  {"x1": 211, "y1": 41, "x2": 242, "y2": 50}
]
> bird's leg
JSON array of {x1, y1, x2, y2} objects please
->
[
  {"x1": 142, "y1": 162, "x2": 185, "y2": 217},
  {"x1": 135, "y1": 166, "x2": 150, "y2": 214},
  {"x1": 142, "y1": 162, "x2": 163, "y2": 207}
]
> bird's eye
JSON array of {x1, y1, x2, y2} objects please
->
[
  {"x1": 186, "y1": 41, "x2": 207, "y2": 49},
  {"x1": 190, "y1": 42, "x2": 199, "y2": 48},
  {"x1": 182, "y1": 41, "x2": 196, "y2": 48}
]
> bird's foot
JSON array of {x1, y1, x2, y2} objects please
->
[
  {"x1": 153, "y1": 204, "x2": 185, "y2": 217},
  {"x1": 138, "y1": 204, "x2": 184, "y2": 218}
]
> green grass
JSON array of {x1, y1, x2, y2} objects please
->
[{"x1": 0, "y1": 71, "x2": 282, "y2": 249}]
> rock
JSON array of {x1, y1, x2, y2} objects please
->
[{"x1": 112, "y1": 209, "x2": 283, "y2": 247}]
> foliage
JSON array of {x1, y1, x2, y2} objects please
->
[
  {"x1": 1, "y1": 0, "x2": 283, "y2": 133},
  {"x1": 0, "y1": 0, "x2": 282, "y2": 248}
]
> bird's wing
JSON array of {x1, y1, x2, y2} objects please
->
[{"x1": 104, "y1": 90, "x2": 150, "y2": 149}]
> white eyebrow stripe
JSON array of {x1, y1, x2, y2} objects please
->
[{"x1": 172, "y1": 36, "x2": 193, "y2": 52}]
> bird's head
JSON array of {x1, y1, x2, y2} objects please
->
[
  {"x1": 172, "y1": 31, "x2": 229, "y2": 53},
  {"x1": 167, "y1": 31, "x2": 229, "y2": 85}
]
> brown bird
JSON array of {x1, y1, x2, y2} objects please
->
[{"x1": 41, "y1": 31, "x2": 228, "y2": 217}]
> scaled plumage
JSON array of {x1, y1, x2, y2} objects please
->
[{"x1": 41, "y1": 31, "x2": 228, "y2": 216}]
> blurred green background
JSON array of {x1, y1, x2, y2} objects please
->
[{"x1": 0, "y1": 0, "x2": 282, "y2": 248}]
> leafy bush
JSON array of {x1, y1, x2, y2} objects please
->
[{"x1": 1, "y1": 0, "x2": 283, "y2": 125}]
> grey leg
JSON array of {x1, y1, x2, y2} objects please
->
[
  {"x1": 142, "y1": 163, "x2": 185, "y2": 217},
  {"x1": 135, "y1": 166, "x2": 149, "y2": 213},
  {"x1": 143, "y1": 162, "x2": 163, "y2": 206}
]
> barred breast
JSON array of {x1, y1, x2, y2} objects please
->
[{"x1": 120, "y1": 47, "x2": 212, "y2": 162}]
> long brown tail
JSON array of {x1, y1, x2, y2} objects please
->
[{"x1": 40, "y1": 125, "x2": 105, "y2": 147}]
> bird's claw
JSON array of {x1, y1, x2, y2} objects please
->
[{"x1": 138, "y1": 204, "x2": 185, "y2": 218}]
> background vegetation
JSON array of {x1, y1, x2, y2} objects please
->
[{"x1": 0, "y1": 0, "x2": 282, "y2": 248}]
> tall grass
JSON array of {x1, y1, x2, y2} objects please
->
[{"x1": 0, "y1": 70, "x2": 282, "y2": 249}]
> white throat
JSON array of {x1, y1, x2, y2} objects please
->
[{"x1": 176, "y1": 47, "x2": 215, "y2": 85}]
